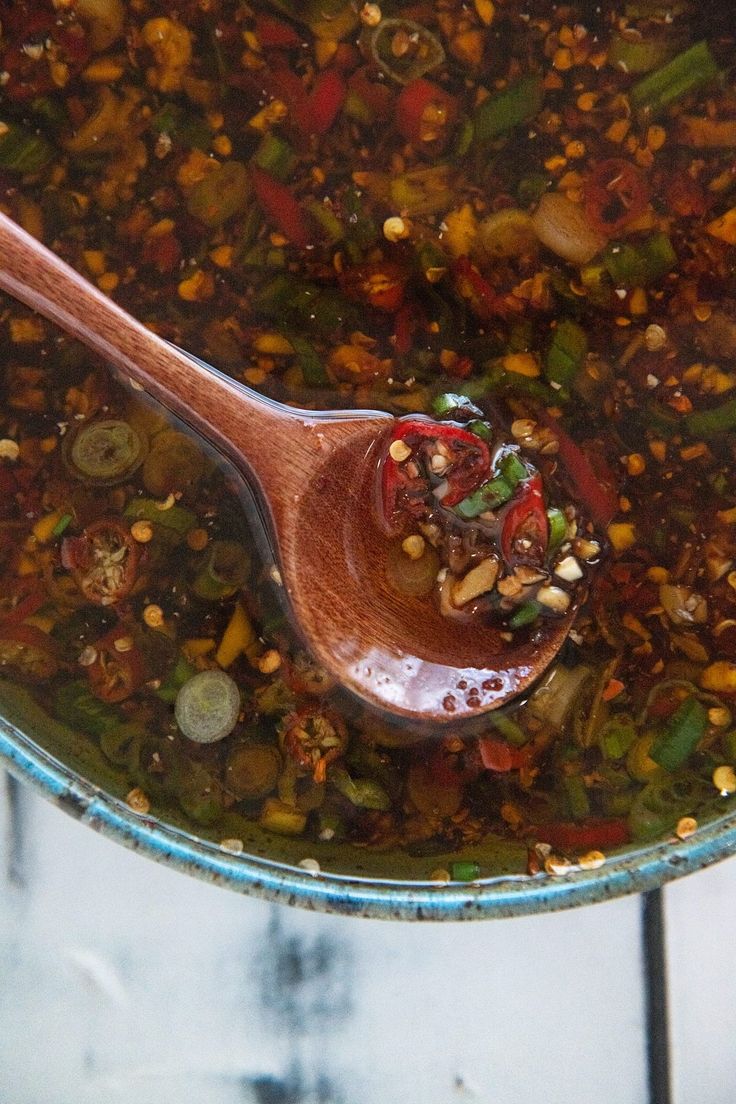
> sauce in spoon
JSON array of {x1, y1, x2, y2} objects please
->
[{"x1": 0, "y1": 211, "x2": 580, "y2": 723}]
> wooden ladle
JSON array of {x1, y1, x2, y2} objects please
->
[{"x1": 0, "y1": 212, "x2": 576, "y2": 725}]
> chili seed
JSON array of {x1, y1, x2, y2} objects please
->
[
  {"x1": 130, "y1": 516, "x2": 154, "y2": 543},
  {"x1": 450, "y1": 861, "x2": 481, "y2": 882},
  {"x1": 219, "y1": 837, "x2": 244, "y2": 853},
  {"x1": 360, "y1": 2, "x2": 382, "y2": 26},
  {"x1": 544, "y1": 855, "x2": 573, "y2": 875},
  {"x1": 383, "y1": 216, "x2": 410, "y2": 242},
  {"x1": 430, "y1": 867, "x2": 451, "y2": 884},
  {"x1": 401, "y1": 534, "x2": 425, "y2": 561},
  {"x1": 713, "y1": 765, "x2": 736, "y2": 795},
  {"x1": 0, "y1": 439, "x2": 20, "y2": 461},
  {"x1": 676, "y1": 817, "x2": 697, "y2": 840},
  {"x1": 78, "y1": 645, "x2": 98, "y2": 667},
  {"x1": 185, "y1": 527, "x2": 207, "y2": 551},
  {"x1": 126, "y1": 787, "x2": 151, "y2": 815},
  {"x1": 298, "y1": 858, "x2": 321, "y2": 875},
  {"x1": 143, "y1": 604, "x2": 164, "y2": 628},
  {"x1": 257, "y1": 648, "x2": 282, "y2": 674},
  {"x1": 578, "y1": 850, "x2": 606, "y2": 870},
  {"x1": 155, "y1": 493, "x2": 176, "y2": 511},
  {"x1": 113, "y1": 635, "x2": 134, "y2": 653}
]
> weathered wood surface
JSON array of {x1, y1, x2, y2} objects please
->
[{"x1": 0, "y1": 774, "x2": 654, "y2": 1104}]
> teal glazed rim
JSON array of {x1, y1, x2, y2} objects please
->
[{"x1": 3, "y1": 713, "x2": 736, "y2": 920}]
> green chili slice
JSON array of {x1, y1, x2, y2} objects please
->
[
  {"x1": 472, "y1": 73, "x2": 544, "y2": 150},
  {"x1": 630, "y1": 40, "x2": 719, "y2": 122},
  {"x1": 650, "y1": 696, "x2": 708, "y2": 771}
]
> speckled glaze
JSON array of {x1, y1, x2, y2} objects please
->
[{"x1": 3, "y1": 704, "x2": 736, "y2": 920}]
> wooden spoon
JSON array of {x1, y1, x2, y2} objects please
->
[{"x1": 0, "y1": 213, "x2": 576, "y2": 724}]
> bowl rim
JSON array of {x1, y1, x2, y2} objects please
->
[{"x1": 3, "y1": 714, "x2": 736, "y2": 920}]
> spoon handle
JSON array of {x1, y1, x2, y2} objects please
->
[{"x1": 0, "y1": 212, "x2": 314, "y2": 487}]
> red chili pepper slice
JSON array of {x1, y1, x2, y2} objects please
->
[
  {"x1": 584, "y1": 158, "x2": 649, "y2": 238},
  {"x1": 396, "y1": 78, "x2": 458, "y2": 147},
  {"x1": 87, "y1": 626, "x2": 144, "y2": 703},
  {"x1": 253, "y1": 14, "x2": 303, "y2": 49},
  {"x1": 61, "y1": 518, "x2": 140, "y2": 606},
  {"x1": 0, "y1": 577, "x2": 46, "y2": 623},
  {"x1": 0, "y1": 467, "x2": 19, "y2": 518},
  {"x1": 451, "y1": 256, "x2": 519, "y2": 322},
  {"x1": 0, "y1": 622, "x2": 58, "y2": 681},
  {"x1": 347, "y1": 66, "x2": 394, "y2": 123},
  {"x1": 260, "y1": 63, "x2": 315, "y2": 137},
  {"x1": 250, "y1": 166, "x2": 310, "y2": 249},
  {"x1": 533, "y1": 817, "x2": 631, "y2": 851},
  {"x1": 340, "y1": 260, "x2": 408, "y2": 313},
  {"x1": 500, "y1": 473, "x2": 548, "y2": 567},
  {"x1": 478, "y1": 736, "x2": 528, "y2": 772},
  {"x1": 0, "y1": 5, "x2": 90, "y2": 101},
  {"x1": 536, "y1": 410, "x2": 619, "y2": 527},
  {"x1": 382, "y1": 418, "x2": 492, "y2": 523},
  {"x1": 308, "y1": 68, "x2": 347, "y2": 135}
]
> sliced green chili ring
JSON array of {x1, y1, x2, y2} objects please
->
[
  {"x1": 124, "y1": 498, "x2": 197, "y2": 542},
  {"x1": 141, "y1": 430, "x2": 206, "y2": 497},
  {"x1": 51, "y1": 513, "x2": 73, "y2": 538},
  {"x1": 629, "y1": 40, "x2": 719, "y2": 122},
  {"x1": 53, "y1": 680, "x2": 122, "y2": 738},
  {"x1": 497, "y1": 452, "x2": 528, "y2": 488},
  {"x1": 156, "y1": 653, "x2": 199, "y2": 704},
  {"x1": 287, "y1": 333, "x2": 330, "y2": 387},
  {"x1": 369, "y1": 19, "x2": 445, "y2": 85},
  {"x1": 64, "y1": 419, "x2": 148, "y2": 486},
  {"x1": 389, "y1": 165, "x2": 457, "y2": 217},
  {"x1": 330, "y1": 766, "x2": 391, "y2": 810},
  {"x1": 305, "y1": 198, "x2": 344, "y2": 243},
  {"x1": 467, "y1": 419, "x2": 493, "y2": 441},
  {"x1": 599, "y1": 714, "x2": 638, "y2": 761},
  {"x1": 186, "y1": 160, "x2": 252, "y2": 227},
  {"x1": 564, "y1": 774, "x2": 591, "y2": 820},
  {"x1": 608, "y1": 30, "x2": 679, "y2": 75},
  {"x1": 431, "y1": 393, "x2": 484, "y2": 418},
  {"x1": 151, "y1": 102, "x2": 211, "y2": 150},
  {"x1": 450, "y1": 861, "x2": 481, "y2": 882},
  {"x1": 650, "y1": 696, "x2": 708, "y2": 772},
  {"x1": 226, "y1": 743, "x2": 281, "y2": 800},
  {"x1": 546, "y1": 508, "x2": 567, "y2": 556},
  {"x1": 191, "y1": 540, "x2": 251, "y2": 600},
  {"x1": 455, "y1": 475, "x2": 513, "y2": 519},
  {"x1": 0, "y1": 123, "x2": 55, "y2": 174},
  {"x1": 472, "y1": 73, "x2": 544, "y2": 150},
  {"x1": 685, "y1": 396, "x2": 736, "y2": 438},
  {"x1": 509, "y1": 600, "x2": 542, "y2": 629},
  {"x1": 546, "y1": 319, "x2": 588, "y2": 391},
  {"x1": 252, "y1": 133, "x2": 297, "y2": 181},
  {"x1": 175, "y1": 669, "x2": 241, "y2": 743},
  {"x1": 602, "y1": 233, "x2": 677, "y2": 288}
]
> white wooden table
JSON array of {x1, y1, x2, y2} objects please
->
[{"x1": 1, "y1": 771, "x2": 732, "y2": 1104}]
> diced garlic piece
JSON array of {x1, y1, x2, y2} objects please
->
[
  {"x1": 555, "y1": 555, "x2": 583, "y2": 582},
  {"x1": 536, "y1": 585, "x2": 571, "y2": 613}
]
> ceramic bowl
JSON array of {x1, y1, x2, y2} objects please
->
[{"x1": 3, "y1": 679, "x2": 736, "y2": 920}]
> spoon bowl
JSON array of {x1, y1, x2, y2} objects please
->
[{"x1": 0, "y1": 212, "x2": 574, "y2": 723}]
